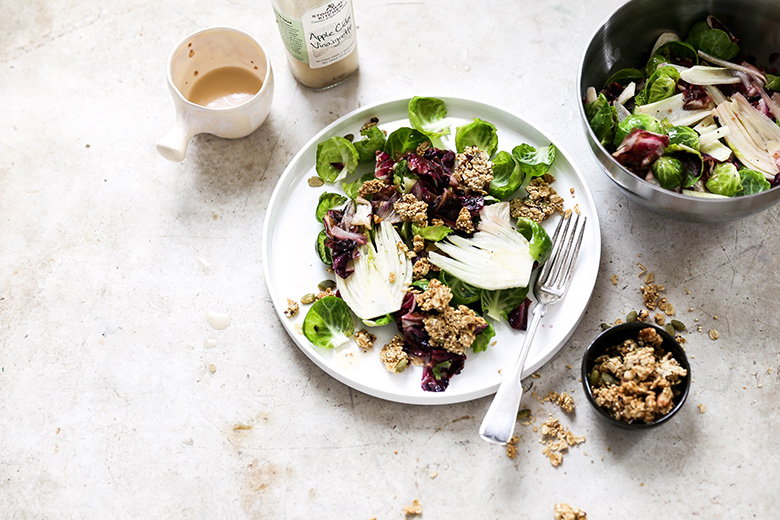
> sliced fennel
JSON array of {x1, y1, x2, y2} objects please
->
[
  {"x1": 714, "y1": 93, "x2": 780, "y2": 179},
  {"x1": 634, "y1": 93, "x2": 711, "y2": 126},
  {"x1": 336, "y1": 220, "x2": 412, "y2": 321},
  {"x1": 428, "y1": 202, "x2": 534, "y2": 291},
  {"x1": 679, "y1": 66, "x2": 740, "y2": 85}
]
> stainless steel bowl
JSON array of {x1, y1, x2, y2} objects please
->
[{"x1": 578, "y1": 0, "x2": 780, "y2": 222}]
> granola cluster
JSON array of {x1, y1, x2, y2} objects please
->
[
  {"x1": 509, "y1": 174, "x2": 564, "y2": 223},
  {"x1": 379, "y1": 334, "x2": 410, "y2": 373},
  {"x1": 415, "y1": 279, "x2": 487, "y2": 355},
  {"x1": 453, "y1": 145, "x2": 493, "y2": 194},
  {"x1": 393, "y1": 194, "x2": 428, "y2": 226},
  {"x1": 554, "y1": 503, "x2": 587, "y2": 520},
  {"x1": 590, "y1": 329, "x2": 688, "y2": 423}
]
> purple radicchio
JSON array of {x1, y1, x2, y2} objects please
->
[
  {"x1": 323, "y1": 203, "x2": 367, "y2": 279},
  {"x1": 612, "y1": 129, "x2": 669, "y2": 172},
  {"x1": 374, "y1": 150, "x2": 395, "y2": 183}
]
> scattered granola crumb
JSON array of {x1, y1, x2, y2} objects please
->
[
  {"x1": 402, "y1": 499, "x2": 422, "y2": 517},
  {"x1": 637, "y1": 309, "x2": 649, "y2": 321},
  {"x1": 430, "y1": 471, "x2": 438, "y2": 479},
  {"x1": 284, "y1": 298, "x2": 299, "y2": 318},
  {"x1": 566, "y1": 364, "x2": 573, "y2": 370},
  {"x1": 360, "y1": 116, "x2": 379, "y2": 132},
  {"x1": 574, "y1": 204, "x2": 580, "y2": 215},
  {"x1": 380, "y1": 335, "x2": 410, "y2": 373},
  {"x1": 354, "y1": 329, "x2": 376, "y2": 351},
  {"x1": 637, "y1": 263, "x2": 647, "y2": 277},
  {"x1": 569, "y1": 187, "x2": 575, "y2": 197},
  {"x1": 654, "y1": 313, "x2": 666, "y2": 326},
  {"x1": 315, "y1": 288, "x2": 336, "y2": 301},
  {"x1": 207, "y1": 362, "x2": 217, "y2": 373},
  {"x1": 698, "y1": 403, "x2": 706, "y2": 414},
  {"x1": 554, "y1": 503, "x2": 587, "y2": 520},
  {"x1": 610, "y1": 274, "x2": 618, "y2": 286},
  {"x1": 641, "y1": 283, "x2": 665, "y2": 310},
  {"x1": 531, "y1": 372, "x2": 542, "y2": 379},
  {"x1": 709, "y1": 329, "x2": 720, "y2": 340},
  {"x1": 539, "y1": 417, "x2": 585, "y2": 466},
  {"x1": 294, "y1": 323, "x2": 303, "y2": 334},
  {"x1": 453, "y1": 146, "x2": 493, "y2": 194},
  {"x1": 506, "y1": 435, "x2": 520, "y2": 459}
]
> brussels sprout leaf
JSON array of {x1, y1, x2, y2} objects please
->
[
  {"x1": 511, "y1": 143, "x2": 557, "y2": 179},
  {"x1": 488, "y1": 150, "x2": 524, "y2": 199},
  {"x1": 515, "y1": 217, "x2": 553, "y2": 264},
  {"x1": 384, "y1": 127, "x2": 430, "y2": 160},
  {"x1": 455, "y1": 118, "x2": 498, "y2": 156},
  {"x1": 738, "y1": 168, "x2": 771, "y2": 195},
  {"x1": 408, "y1": 96, "x2": 451, "y2": 139},
  {"x1": 316, "y1": 136, "x2": 359, "y2": 182},
  {"x1": 471, "y1": 321, "x2": 496, "y2": 353},
  {"x1": 353, "y1": 125, "x2": 386, "y2": 163},
  {"x1": 315, "y1": 192, "x2": 348, "y2": 222},
  {"x1": 706, "y1": 162, "x2": 742, "y2": 196},
  {"x1": 302, "y1": 296, "x2": 355, "y2": 349},
  {"x1": 689, "y1": 28, "x2": 739, "y2": 61}
]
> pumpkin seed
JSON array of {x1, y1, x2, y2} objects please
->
[
  {"x1": 517, "y1": 408, "x2": 531, "y2": 420},
  {"x1": 626, "y1": 310, "x2": 638, "y2": 322},
  {"x1": 589, "y1": 369, "x2": 600, "y2": 387},
  {"x1": 395, "y1": 359, "x2": 409, "y2": 373},
  {"x1": 318, "y1": 279, "x2": 337, "y2": 291},
  {"x1": 665, "y1": 323, "x2": 675, "y2": 336},
  {"x1": 671, "y1": 319, "x2": 686, "y2": 331},
  {"x1": 300, "y1": 293, "x2": 316, "y2": 305},
  {"x1": 601, "y1": 372, "x2": 618, "y2": 385},
  {"x1": 343, "y1": 133, "x2": 354, "y2": 142},
  {"x1": 600, "y1": 322, "x2": 611, "y2": 331},
  {"x1": 308, "y1": 176, "x2": 324, "y2": 187}
]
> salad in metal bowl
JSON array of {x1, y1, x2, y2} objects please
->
[
  {"x1": 301, "y1": 97, "x2": 568, "y2": 392},
  {"x1": 584, "y1": 15, "x2": 780, "y2": 198}
]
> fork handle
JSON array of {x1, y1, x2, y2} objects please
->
[{"x1": 478, "y1": 303, "x2": 547, "y2": 445}]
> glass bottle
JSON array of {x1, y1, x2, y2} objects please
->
[{"x1": 270, "y1": 0, "x2": 359, "y2": 90}]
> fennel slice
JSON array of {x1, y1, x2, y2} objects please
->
[{"x1": 336, "y1": 221, "x2": 412, "y2": 320}]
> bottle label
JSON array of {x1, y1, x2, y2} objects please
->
[
  {"x1": 301, "y1": 0, "x2": 356, "y2": 69},
  {"x1": 273, "y1": 7, "x2": 308, "y2": 64}
]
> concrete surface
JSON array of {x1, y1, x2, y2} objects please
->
[{"x1": 1, "y1": 0, "x2": 778, "y2": 518}]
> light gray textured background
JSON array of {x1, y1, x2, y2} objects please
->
[{"x1": 1, "y1": 1, "x2": 777, "y2": 518}]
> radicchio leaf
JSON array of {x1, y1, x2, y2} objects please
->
[{"x1": 612, "y1": 129, "x2": 669, "y2": 172}]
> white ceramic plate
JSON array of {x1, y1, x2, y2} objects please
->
[{"x1": 262, "y1": 97, "x2": 601, "y2": 405}]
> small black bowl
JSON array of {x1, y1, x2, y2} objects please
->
[{"x1": 581, "y1": 322, "x2": 691, "y2": 430}]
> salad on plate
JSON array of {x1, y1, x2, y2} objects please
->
[
  {"x1": 584, "y1": 15, "x2": 780, "y2": 198},
  {"x1": 299, "y1": 96, "x2": 571, "y2": 392}
]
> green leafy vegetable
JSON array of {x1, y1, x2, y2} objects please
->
[
  {"x1": 455, "y1": 118, "x2": 499, "y2": 156},
  {"x1": 635, "y1": 66, "x2": 680, "y2": 106},
  {"x1": 362, "y1": 314, "x2": 394, "y2": 327},
  {"x1": 384, "y1": 127, "x2": 430, "y2": 160},
  {"x1": 645, "y1": 55, "x2": 669, "y2": 77},
  {"x1": 765, "y1": 74, "x2": 780, "y2": 92},
  {"x1": 315, "y1": 229, "x2": 332, "y2": 265},
  {"x1": 667, "y1": 126, "x2": 699, "y2": 150},
  {"x1": 353, "y1": 125, "x2": 386, "y2": 163},
  {"x1": 341, "y1": 172, "x2": 375, "y2": 200},
  {"x1": 302, "y1": 296, "x2": 355, "y2": 349},
  {"x1": 706, "y1": 162, "x2": 742, "y2": 196},
  {"x1": 315, "y1": 192, "x2": 348, "y2": 222},
  {"x1": 687, "y1": 21, "x2": 710, "y2": 42},
  {"x1": 652, "y1": 156, "x2": 684, "y2": 190},
  {"x1": 666, "y1": 143, "x2": 703, "y2": 188},
  {"x1": 481, "y1": 286, "x2": 529, "y2": 322},
  {"x1": 688, "y1": 28, "x2": 739, "y2": 60},
  {"x1": 488, "y1": 151, "x2": 524, "y2": 199},
  {"x1": 515, "y1": 217, "x2": 553, "y2": 264},
  {"x1": 471, "y1": 321, "x2": 496, "y2": 353},
  {"x1": 408, "y1": 96, "x2": 451, "y2": 140},
  {"x1": 584, "y1": 93, "x2": 617, "y2": 147},
  {"x1": 411, "y1": 223, "x2": 452, "y2": 242},
  {"x1": 654, "y1": 40, "x2": 699, "y2": 66},
  {"x1": 613, "y1": 113, "x2": 665, "y2": 147},
  {"x1": 316, "y1": 136, "x2": 359, "y2": 182},
  {"x1": 439, "y1": 271, "x2": 480, "y2": 306},
  {"x1": 738, "y1": 168, "x2": 771, "y2": 195},
  {"x1": 604, "y1": 68, "x2": 645, "y2": 88},
  {"x1": 512, "y1": 143, "x2": 557, "y2": 178}
]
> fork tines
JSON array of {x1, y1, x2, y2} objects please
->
[{"x1": 538, "y1": 214, "x2": 586, "y2": 291}]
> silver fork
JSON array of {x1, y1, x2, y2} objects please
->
[{"x1": 479, "y1": 213, "x2": 587, "y2": 445}]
